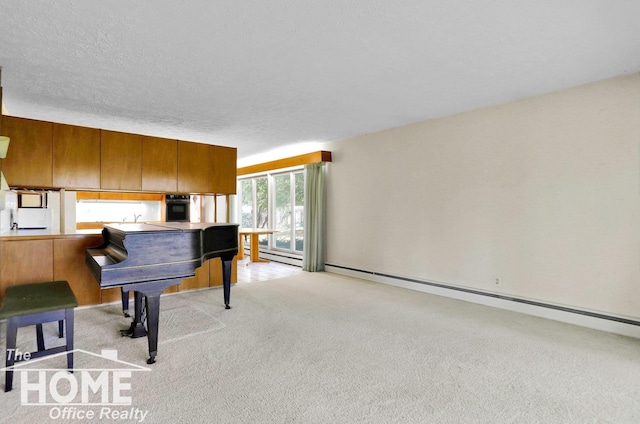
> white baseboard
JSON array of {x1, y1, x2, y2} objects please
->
[
  {"x1": 249, "y1": 249, "x2": 303, "y2": 267},
  {"x1": 325, "y1": 265, "x2": 640, "y2": 339}
]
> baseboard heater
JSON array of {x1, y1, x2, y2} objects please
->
[
  {"x1": 325, "y1": 263, "x2": 640, "y2": 338},
  {"x1": 254, "y1": 250, "x2": 303, "y2": 267}
]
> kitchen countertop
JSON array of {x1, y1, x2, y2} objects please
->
[
  {"x1": 0, "y1": 228, "x2": 103, "y2": 240},
  {"x1": 0, "y1": 221, "x2": 165, "y2": 239},
  {"x1": 0, "y1": 222, "x2": 238, "y2": 240}
]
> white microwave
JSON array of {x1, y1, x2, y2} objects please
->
[
  {"x1": 18, "y1": 192, "x2": 47, "y2": 208},
  {"x1": 17, "y1": 208, "x2": 53, "y2": 229}
]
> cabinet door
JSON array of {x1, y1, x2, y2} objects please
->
[
  {"x1": 177, "y1": 141, "x2": 210, "y2": 193},
  {"x1": 142, "y1": 136, "x2": 177, "y2": 192},
  {"x1": 209, "y1": 257, "x2": 237, "y2": 286},
  {"x1": 0, "y1": 116, "x2": 53, "y2": 188},
  {"x1": 101, "y1": 130, "x2": 142, "y2": 190},
  {"x1": 0, "y1": 239, "x2": 54, "y2": 302},
  {"x1": 210, "y1": 145, "x2": 237, "y2": 194},
  {"x1": 54, "y1": 237, "x2": 102, "y2": 306},
  {"x1": 180, "y1": 260, "x2": 210, "y2": 291},
  {"x1": 53, "y1": 123, "x2": 101, "y2": 189}
]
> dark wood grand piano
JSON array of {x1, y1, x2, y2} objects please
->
[{"x1": 85, "y1": 222, "x2": 238, "y2": 364}]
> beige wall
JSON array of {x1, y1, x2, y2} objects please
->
[{"x1": 325, "y1": 73, "x2": 640, "y2": 318}]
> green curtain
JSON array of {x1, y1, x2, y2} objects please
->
[{"x1": 303, "y1": 162, "x2": 326, "y2": 271}]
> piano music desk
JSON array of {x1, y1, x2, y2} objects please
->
[{"x1": 238, "y1": 228, "x2": 276, "y2": 264}]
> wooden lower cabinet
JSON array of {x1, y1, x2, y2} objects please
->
[
  {"x1": 53, "y1": 237, "x2": 103, "y2": 306},
  {"x1": 179, "y1": 257, "x2": 238, "y2": 290},
  {"x1": 209, "y1": 257, "x2": 238, "y2": 287},
  {"x1": 0, "y1": 235, "x2": 238, "y2": 306},
  {"x1": 0, "y1": 236, "x2": 107, "y2": 307},
  {"x1": 101, "y1": 287, "x2": 126, "y2": 305},
  {"x1": 0, "y1": 239, "x2": 54, "y2": 302},
  {"x1": 180, "y1": 260, "x2": 210, "y2": 291}
]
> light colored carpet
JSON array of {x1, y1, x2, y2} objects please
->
[{"x1": 2, "y1": 271, "x2": 640, "y2": 423}]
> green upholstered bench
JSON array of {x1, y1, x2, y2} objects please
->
[{"x1": 0, "y1": 280, "x2": 78, "y2": 392}]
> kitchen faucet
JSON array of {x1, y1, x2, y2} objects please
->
[{"x1": 134, "y1": 214, "x2": 142, "y2": 223}]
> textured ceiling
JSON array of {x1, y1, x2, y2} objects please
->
[{"x1": 1, "y1": 1, "x2": 640, "y2": 166}]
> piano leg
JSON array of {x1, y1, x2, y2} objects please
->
[
  {"x1": 222, "y1": 258, "x2": 232, "y2": 309},
  {"x1": 142, "y1": 259, "x2": 233, "y2": 363},
  {"x1": 121, "y1": 288, "x2": 130, "y2": 317},
  {"x1": 113, "y1": 268, "x2": 232, "y2": 364},
  {"x1": 120, "y1": 291, "x2": 147, "y2": 338},
  {"x1": 145, "y1": 295, "x2": 161, "y2": 364},
  {"x1": 122, "y1": 279, "x2": 181, "y2": 364}
]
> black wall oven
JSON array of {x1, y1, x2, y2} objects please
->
[{"x1": 165, "y1": 194, "x2": 190, "y2": 222}]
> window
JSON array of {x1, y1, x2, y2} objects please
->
[
  {"x1": 256, "y1": 177, "x2": 269, "y2": 247},
  {"x1": 238, "y1": 169, "x2": 304, "y2": 256},
  {"x1": 240, "y1": 180, "x2": 252, "y2": 228},
  {"x1": 274, "y1": 174, "x2": 291, "y2": 249}
]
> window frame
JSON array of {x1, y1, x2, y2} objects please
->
[{"x1": 237, "y1": 167, "x2": 304, "y2": 257}]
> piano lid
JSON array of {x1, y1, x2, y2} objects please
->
[
  {"x1": 148, "y1": 222, "x2": 238, "y2": 231},
  {"x1": 87, "y1": 222, "x2": 238, "y2": 287},
  {"x1": 103, "y1": 222, "x2": 236, "y2": 233}
]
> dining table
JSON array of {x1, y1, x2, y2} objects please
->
[{"x1": 238, "y1": 228, "x2": 276, "y2": 264}]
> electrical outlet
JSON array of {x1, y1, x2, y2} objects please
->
[{"x1": 494, "y1": 278, "x2": 500, "y2": 286}]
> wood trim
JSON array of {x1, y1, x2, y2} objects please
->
[
  {"x1": 237, "y1": 151, "x2": 331, "y2": 176},
  {"x1": 0, "y1": 67, "x2": 3, "y2": 135},
  {"x1": 76, "y1": 191, "x2": 164, "y2": 201}
]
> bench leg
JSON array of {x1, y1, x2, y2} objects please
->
[
  {"x1": 5, "y1": 318, "x2": 18, "y2": 392},
  {"x1": 37, "y1": 321, "x2": 64, "y2": 348},
  {"x1": 36, "y1": 324, "x2": 45, "y2": 351},
  {"x1": 65, "y1": 309, "x2": 74, "y2": 371}
]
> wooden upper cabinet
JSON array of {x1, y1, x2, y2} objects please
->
[
  {"x1": 101, "y1": 130, "x2": 142, "y2": 190},
  {"x1": 177, "y1": 141, "x2": 210, "y2": 193},
  {"x1": 141, "y1": 136, "x2": 177, "y2": 192},
  {"x1": 0, "y1": 116, "x2": 53, "y2": 188},
  {"x1": 1, "y1": 115, "x2": 236, "y2": 193},
  {"x1": 210, "y1": 145, "x2": 237, "y2": 194},
  {"x1": 52, "y1": 123, "x2": 101, "y2": 189}
]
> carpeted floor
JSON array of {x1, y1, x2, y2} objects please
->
[{"x1": 2, "y1": 271, "x2": 640, "y2": 423}]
